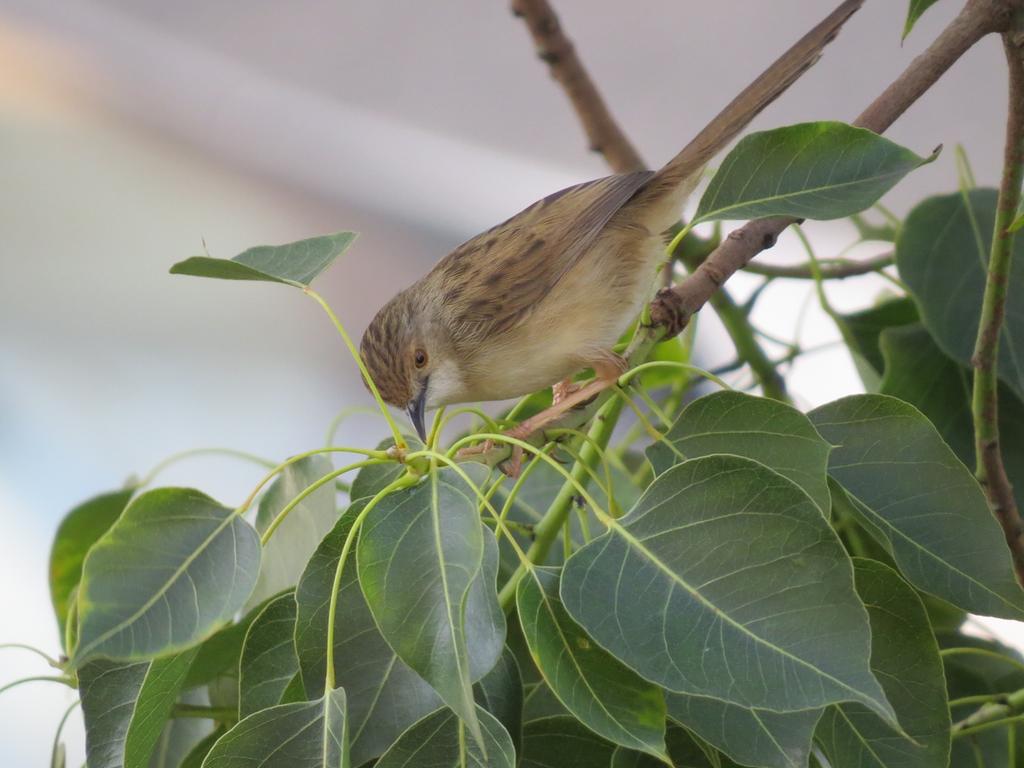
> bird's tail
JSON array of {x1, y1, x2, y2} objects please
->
[{"x1": 627, "y1": 0, "x2": 864, "y2": 233}]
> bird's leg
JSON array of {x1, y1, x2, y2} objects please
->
[
  {"x1": 456, "y1": 353, "x2": 625, "y2": 478},
  {"x1": 552, "y1": 378, "x2": 580, "y2": 405},
  {"x1": 505, "y1": 352, "x2": 627, "y2": 443}
]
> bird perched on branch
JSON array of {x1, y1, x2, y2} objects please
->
[{"x1": 358, "y1": 1, "x2": 860, "y2": 453}]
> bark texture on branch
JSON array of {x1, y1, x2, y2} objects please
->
[
  {"x1": 972, "y1": 24, "x2": 1024, "y2": 583},
  {"x1": 511, "y1": 0, "x2": 644, "y2": 174},
  {"x1": 650, "y1": 0, "x2": 1021, "y2": 334}
]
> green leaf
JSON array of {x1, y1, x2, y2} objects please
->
[
  {"x1": 522, "y1": 683, "x2": 570, "y2": 722},
  {"x1": 809, "y1": 395, "x2": 1024, "y2": 619},
  {"x1": 294, "y1": 503, "x2": 443, "y2": 766},
  {"x1": 903, "y1": 0, "x2": 942, "y2": 39},
  {"x1": 474, "y1": 649, "x2": 524, "y2": 756},
  {"x1": 646, "y1": 390, "x2": 831, "y2": 515},
  {"x1": 816, "y1": 558, "x2": 950, "y2": 768},
  {"x1": 203, "y1": 688, "x2": 349, "y2": 768},
  {"x1": 148, "y1": 693, "x2": 214, "y2": 768},
  {"x1": 238, "y1": 591, "x2": 299, "y2": 718},
  {"x1": 612, "y1": 725, "x2": 722, "y2": 768},
  {"x1": 79, "y1": 649, "x2": 198, "y2": 768},
  {"x1": 184, "y1": 593, "x2": 282, "y2": 689},
  {"x1": 249, "y1": 455, "x2": 338, "y2": 608},
  {"x1": 374, "y1": 706, "x2": 515, "y2": 768},
  {"x1": 560, "y1": 455, "x2": 895, "y2": 720},
  {"x1": 520, "y1": 716, "x2": 617, "y2": 768},
  {"x1": 170, "y1": 232, "x2": 357, "y2": 288},
  {"x1": 880, "y1": 323, "x2": 1024, "y2": 511},
  {"x1": 666, "y1": 694, "x2": 820, "y2": 768},
  {"x1": 840, "y1": 297, "x2": 919, "y2": 388},
  {"x1": 180, "y1": 727, "x2": 225, "y2": 768},
  {"x1": 74, "y1": 487, "x2": 260, "y2": 664},
  {"x1": 49, "y1": 488, "x2": 134, "y2": 644},
  {"x1": 897, "y1": 189, "x2": 1024, "y2": 400},
  {"x1": 357, "y1": 472, "x2": 506, "y2": 746},
  {"x1": 516, "y1": 566, "x2": 667, "y2": 758},
  {"x1": 693, "y1": 122, "x2": 937, "y2": 224}
]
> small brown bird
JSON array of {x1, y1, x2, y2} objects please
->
[
  {"x1": 359, "y1": 165, "x2": 693, "y2": 444},
  {"x1": 358, "y1": 2, "x2": 860, "y2": 446}
]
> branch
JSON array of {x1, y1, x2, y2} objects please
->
[
  {"x1": 651, "y1": 0, "x2": 1021, "y2": 336},
  {"x1": 742, "y1": 252, "x2": 894, "y2": 279},
  {"x1": 510, "y1": 0, "x2": 644, "y2": 174},
  {"x1": 972, "y1": 22, "x2": 1024, "y2": 583}
]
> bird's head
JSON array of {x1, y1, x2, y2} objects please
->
[{"x1": 359, "y1": 288, "x2": 461, "y2": 442}]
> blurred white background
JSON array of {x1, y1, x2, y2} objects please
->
[{"x1": 0, "y1": 1, "x2": 1017, "y2": 764}]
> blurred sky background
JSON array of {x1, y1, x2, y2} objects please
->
[{"x1": 0, "y1": 1, "x2": 1018, "y2": 764}]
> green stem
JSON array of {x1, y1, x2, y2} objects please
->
[
  {"x1": 971, "y1": 33, "x2": 1024, "y2": 584},
  {"x1": 617, "y1": 360, "x2": 732, "y2": 391},
  {"x1": 140, "y1": 448, "x2": 277, "y2": 487},
  {"x1": 50, "y1": 699, "x2": 79, "y2": 768},
  {"x1": 304, "y1": 287, "x2": 406, "y2": 449},
  {"x1": 237, "y1": 446, "x2": 389, "y2": 515},
  {"x1": 0, "y1": 676, "x2": 73, "y2": 697},
  {"x1": 324, "y1": 405, "x2": 389, "y2": 447},
  {"x1": 496, "y1": 396, "x2": 624, "y2": 611},
  {"x1": 259, "y1": 459, "x2": 383, "y2": 545},
  {"x1": 324, "y1": 473, "x2": 417, "y2": 691},
  {"x1": 0, "y1": 643, "x2": 61, "y2": 668},
  {"x1": 942, "y1": 647, "x2": 1024, "y2": 676}
]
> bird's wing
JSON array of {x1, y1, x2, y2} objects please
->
[{"x1": 433, "y1": 170, "x2": 653, "y2": 338}]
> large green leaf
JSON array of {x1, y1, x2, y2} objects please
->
[
  {"x1": 357, "y1": 472, "x2": 505, "y2": 745},
  {"x1": 560, "y1": 455, "x2": 894, "y2": 720},
  {"x1": 294, "y1": 503, "x2": 443, "y2": 767},
  {"x1": 170, "y1": 232, "x2": 356, "y2": 287},
  {"x1": 646, "y1": 391, "x2": 831, "y2": 514},
  {"x1": 809, "y1": 395, "x2": 1024, "y2": 619},
  {"x1": 897, "y1": 189, "x2": 1024, "y2": 400},
  {"x1": 49, "y1": 488, "x2": 134, "y2": 644},
  {"x1": 249, "y1": 455, "x2": 338, "y2": 608},
  {"x1": 517, "y1": 566, "x2": 666, "y2": 758},
  {"x1": 693, "y1": 122, "x2": 936, "y2": 224},
  {"x1": 74, "y1": 488, "x2": 260, "y2": 664},
  {"x1": 474, "y1": 649, "x2": 523, "y2": 756},
  {"x1": 79, "y1": 649, "x2": 198, "y2": 768},
  {"x1": 666, "y1": 694, "x2": 820, "y2": 768},
  {"x1": 519, "y1": 716, "x2": 617, "y2": 768},
  {"x1": 374, "y1": 706, "x2": 515, "y2": 768},
  {"x1": 816, "y1": 559, "x2": 950, "y2": 768},
  {"x1": 202, "y1": 688, "x2": 349, "y2": 768},
  {"x1": 880, "y1": 323, "x2": 1024, "y2": 511},
  {"x1": 238, "y1": 591, "x2": 299, "y2": 718},
  {"x1": 903, "y1": 0, "x2": 943, "y2": 39}
]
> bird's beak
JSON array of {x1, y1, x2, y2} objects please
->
[{"x1": 407, "y1": 381, "x2": 429, "y2": 443}]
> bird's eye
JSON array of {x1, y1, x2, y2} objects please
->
[{"x1": 414, "y1": 349, "x2": 428, "y2": 368}]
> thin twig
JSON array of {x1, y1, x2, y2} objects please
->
[
  {"x1": 972, "y1": 22, "x2": 1024, "y2": 583},
  {"x1": 953, "y1": 686, "x2": 1024, "y2": 739},
  {"x1": 742, "y1": 252, "x2": 894, "y2": 279},
  {"x1": 651, "y1": 0, "x2": 1020, "y2": 336},
  {"x1": 510, "y1": 0, "x2": 644, "y2": 174}
]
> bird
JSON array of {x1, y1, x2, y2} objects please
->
[{"x1": 358, "y1": 1, "x2": 860, "y2": 453}]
